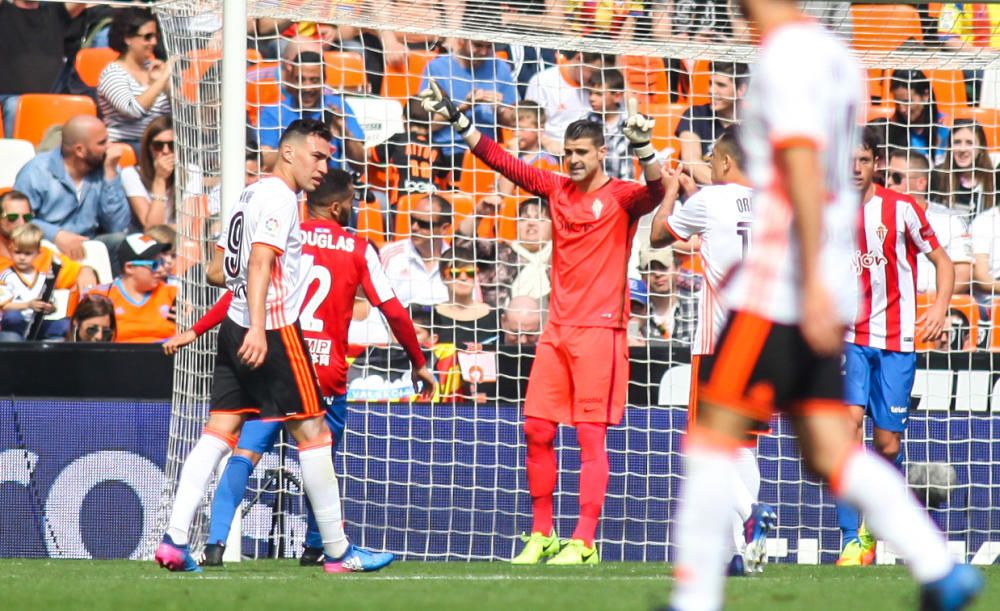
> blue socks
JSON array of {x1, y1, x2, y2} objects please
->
[
  {"x1": 207, "y1": 455, "x2": 255, "y2": 545},
  {"x1": 837, "y1": 499, "x2": 860, "y2": 545}
]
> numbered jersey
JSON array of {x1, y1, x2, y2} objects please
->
[
  {"x1": 729, "y1": 19, "x2": 864, "y2": 325},
  {"x1": 217, "y1": 177, "x2": 308, "y2": 329},
  {"x1": 665, "y1": 184, "x2": 754, "y2": 355},
  {"x1": 300, "y1": 218, "x2": 397, "y2": 395}
]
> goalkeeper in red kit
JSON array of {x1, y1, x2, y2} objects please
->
[{"x1": 420, "y1": 82, "x2": 665, "y2": 564}]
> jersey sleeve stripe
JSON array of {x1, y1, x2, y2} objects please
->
[
  {"x1": 771, "y1": 136, "x2": 821, "y2": 151},
  {"x1": 664, "y1": 218, "x2": 690, "y2": 243},
  {"x1": 251, "y1": 242, "x2": 285, "y2": 256}
]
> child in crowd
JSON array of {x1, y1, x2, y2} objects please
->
[
  {"x1": 586, "y1": 68, "x2": 633, "y2": 180},
  {"x1": 0, "y1": 224, "x2": 68, "y2": 341},
  {"x1": 499, "y1": 101, "x2": 561, "y2": 196}
]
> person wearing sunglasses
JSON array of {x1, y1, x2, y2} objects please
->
[
  {"x1": 432, "y1": 246, "x2": 500, "y2": 348},
  {"x1": 71, "y1": 233, "x2": 177, "y2": 343},
  {"x1": 68, "y1": 294, "x2": 117, "y2": 343},
  {"x1": 121, "y1": 116, "x2": 175, "y2": 230},
  {"x1": 0, "y1": 191, "x2": 98, "y2": 291},
  {"x1": 381, "y1": 194, "x2": 453, "y2": 306},
  {"x1": 97, "y1": 7, "x2": 172, "y2": 150}
]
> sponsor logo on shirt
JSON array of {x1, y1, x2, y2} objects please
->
[
  {"x1": 890, "y1": 405, "x2": 908, "y2": 414},
  {"x1": 556, "y1": 213, "x2": 594, "y2": 234},
  {"x1": 852, "y1": 249, "x2": 887, "y2": 273},
  {"x1": 262, "y1": 217, "x2": 280, "y2": 238},
  {"x1": 592, "y1": 199, "x2": 604, "y2": 219},
  {"x1": 920, "y1": 225, "x2": 935, "y2": 241}
]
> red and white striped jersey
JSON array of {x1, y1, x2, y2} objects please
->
[
  {"x1": 846, "y1": 185, "x2": 940, "y2": 352},
  {"x1": 664, "y1": 183, "x2": 754, "y2": 356},
  {"x1": 726, "y1": 19, "x2": 864, "y2": 325},
  {"x1": 217, "y1": 177, "x2": 309, "y2": 329}
]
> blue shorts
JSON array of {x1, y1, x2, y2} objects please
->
[
  {"x1": 236, "y1": 393, "x2": 348, "y2": 454},
  {"x1": 843, "y1": 344, "x2": 917, "y2": 433}
]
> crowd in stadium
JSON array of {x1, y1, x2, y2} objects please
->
[{"x1": 0, "y1": 0, "x2": 999, "y2": 354}]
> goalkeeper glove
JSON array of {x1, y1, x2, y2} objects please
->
[
  {"x1": 418, "y1": 79, "x2": 472, "y2": 135},
  {"x1": 623, "y1": 97, "x2": 656, "y2": 164}
]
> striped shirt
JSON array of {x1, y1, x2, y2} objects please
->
[{"x1": 96, "y1": 62, "x2": 170, "y2": 143}]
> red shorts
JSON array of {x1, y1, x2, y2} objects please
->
[{"x1": 524, "y1": 323, "x2": 629, "y2": 425}]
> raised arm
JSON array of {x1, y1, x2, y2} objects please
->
[
  {"x1": 650, "y1": 167, "x2": 700, "y2": 248},
  {"x1": 418, "y1": 80, "x2": 559, "y2": 197}
]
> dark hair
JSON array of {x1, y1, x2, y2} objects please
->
[
  {"x1": 890, "y1": 69, "x2": 932, "y2": 97},
  {"x1": 711, "y1": 62, "x2": 751, "y2": 90},
  {"x1": 138, "y1": 116, "x2": 174, "y2": 193},
  {"x1": 564, "y1": 119, "x2": 605, "y2": 147},
  {"x1": 408, "y1": 303, "x2": 434, "y2": 328},
  {"x1": 308, "y1": 168, "x2": 355, "y2": 206},
  {"x1": 294, "y1": 51, "x2": 323, "y2": 66},
  {"x1": 69, "y1": 294, "x2": 118, "y2": 342},
  {"x1": 0, "y1": 190, "x2": 30, "y2": 213},
  {"x1": 278, "y1": 118, "x2": 333, "y2": 147},
  {"x1": 714, "y1": 126, "x2": 745, "y2": 170},
  {"x1": 861, "y1": 124, "x2": 884, "y2": 158},
  {"x1": 515, "y1": 100, "x2": 546, "y2": 127},
  {"x1": 933, "y1": 119, "x2": 996, "y2": 211},
  {"x1": 108, "y1": 8, "x2": 156, "y2": 55},
  {"x1": 422, "y1": 194, "x2": 453, "y2": 221},
  {"x1": 438, "y1": 245, "x2": 479, "y2": 276},
  {"x1": 518, "y1": 197, "x2": 550, "y2": 219},
  {"x1": 587, "y1": 68, "x2": 625, "y2": 92},
  {"x1": 889, "y1": 148, "x2": 931, "y2": 172},
  {"x1": 886, "y1": 69, "x2": 942, "y2": 155},
  {"x1": 582, "y1": 52, "x2": 614, "y2": 65}
]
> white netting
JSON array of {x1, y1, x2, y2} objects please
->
[{"x1": 139, "y1": 0, "x2": 1000, "y2": 563}]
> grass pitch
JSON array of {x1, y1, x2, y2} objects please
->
[{"x1": 0, "y1": 559, "x2": 996, "y2": 610}]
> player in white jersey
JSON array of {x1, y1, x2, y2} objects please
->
[
  {"x1": 156, "y1": 119, "x2": 393, "y2": 574},
  {"x1": 650, "y1": 128, "x2": 775, "y2": 575},
  {"x1": 667, "y1": 1, "x2": 982, "y2": 609},
  {"x1": 837, "y1": 127, "x2": 954, "y2": 567}
]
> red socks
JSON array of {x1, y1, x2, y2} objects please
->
[
  {"x1": 524, "y1": 417, "x2": 558, "y2": 535},
  {"x1": 572, "y1": 422, "x2": 608, "y2": 547}
]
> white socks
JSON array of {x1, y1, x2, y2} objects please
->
[
  {"x1": 299, "y1": 443, "x2": 350, "y2": 559},
  {"x1": 672, "y1": 444, "x2": 737, "y2": 611},
  {"x1": 836, "y1": 450, "x2": 952, "y2": 583},
  {"x1": 727, "y1": 447, "x2": 760, "y2": 557},
  {"x1": 166, "y1": 433, "x2": 231, "y2": 546}
]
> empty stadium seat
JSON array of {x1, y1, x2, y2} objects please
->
[
  {"x1": 13, "y1": 95, "x2": 97, "y2": 147},
  {"x1": 851, "y1": 4, "x2": 924, "y2": 52},
  {"x1": 458, "y1": 153, "x2": 499, "y2": 201},
  {"x1": 247, "y1": 80, "x2": 281, "y2": 125},
  {"x1": 324, "y1": 51, "x2": 367, "y2": 92},
  {"x1": 623, "y1": 56, "x2": 670, "y2": 106},
  {"x1": 356, "y1": 201, "x2": 386, "y2": 247},
  {"x1": 74, "y1": 47, "x2": 118, "y2": 88},
  {"x1": 81, "y1": 240, "x2": 113, "y2": 284},
  {"x1": 118, "y1": 145, "x2": 137, "y2": 169},
  {"x1": 915, "y1": 293, "x2": 980, "y2": 352},
  {"x1": 381, "y1": 50, "x2": 437, "y2": 102},
  {"x1": 645, "y1": 102, "x2": 690, "y2": 154},
  {"x1": 0, "y1": 139, "x2": 35, "y2": 188},
  {"x1": 928, "y1": 69, "x2": 969, "y2": 117}
]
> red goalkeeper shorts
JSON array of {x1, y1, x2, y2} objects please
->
[{"x1": 524, "y1": 323, "x2": 629, "y2": 425}]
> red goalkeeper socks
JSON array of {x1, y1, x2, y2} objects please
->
[
  {"x1": 524, "y1": 417, "x2": 558, "y2": 535},
  {"x1": 572, "y1": 422, "x2": 608, "y2": 547}
]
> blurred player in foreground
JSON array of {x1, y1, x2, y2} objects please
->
[
  {"x1": 420, "y1": 80, "x2": 665, "y2": 564},
  {"x1": 837, "y1": 127, "x2": 954, "y2": 566},
  {"x1": 155, "y1": 120, "x2": 394, "y2": 574},
  {"x1": 650, "y1": 127, "x2": 776, "y2": 576},
  {"x1": 667, "y1": 0, "x2": 982, "y2": 609},
  {"x1": 165, "y1": 169, "x2": 435, "y2": 566}
]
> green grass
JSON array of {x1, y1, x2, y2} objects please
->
[{"x1": 0, "y1": 560, "x2": 996, "y2": 610}]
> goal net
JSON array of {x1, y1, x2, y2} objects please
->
[{"x1": 145, "y1": 0, "x2": 1000, "y2": 564}]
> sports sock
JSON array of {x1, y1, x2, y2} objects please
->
[
  {"x1": 299, "y1": 439, "x2": 350, "y2": 559},
  {"x1": 832, "y1": 448, "x2": 952, "y2": 583},
  {"x1": 524, "y1": 417, "x2": 558, "y2": 535},
  {"x1": 732, "y1": 446, "x2": 759, "y2": 522},
  {"x1": 166, "y1": 432, "x2": 233, "y2": 546},
  {"x1": 572, "y1": 422, "x2": 608, "y2": 547},
  {"x1": 206, "y1": 454, "x2": 254, "y2": 545},
  {"x1": 304, "y1": 499, "x2": 323, "y2": 550},
  {"x1": 836, "y1": 499, "x2": 860, "y2": 545},
  {"x1": 893, "y1": 446, "x2": 905, "y2": 473},
  {"x1": 671, "y1": 429, "x2": 739, "y2": 611}
]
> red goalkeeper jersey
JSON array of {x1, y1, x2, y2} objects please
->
[{"x1": 473, "y1": 135, "x2": 665, "y2": 328}]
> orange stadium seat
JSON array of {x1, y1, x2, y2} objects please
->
[
  {"x1": 355, "y1": 201, "x2": 386, "y2": 247},
  {"x1": 867, "y1": 103, "x2": 896, "y2": 122},
  {"x1": 324, "y1": 51, "x2": 367, "y2": 92},
  {"x1": 13, "y1": 94, "x2": 97, "y2": 147},
  {"x1": 381, "y1": 50, "x2": 437, "y2": 102},
  {"x1": 623, "y1": 55, "x2": 670, "y2": 107},
  {"x1": 118, "y1": 145, "x2": 137, "y2": 168},
  {"x1": 851, "y1": 4, "x2": 924, "y2": 52},
  {"x1": 866, "y1": 68, "x2": 890, "y2": 102},
  {"x1": 928, "y1": 69, "x2": 969, "y2": 117},
  {"x1": 74, "y1": 47, "x2": 118, "y2": 88},
  {"x1": 458, "y1": 152, "x2": 499, "y2": 200},
  {"x1": 246, "y1": 81, "x2": 281, "y2": 126},
  {"x1": 645, "y1": 102, "x2": 689, "y2": 153},
  {"x1": 949, "y1": 107, "x2": 1000, "y2": 152},
  {"x1": 916, "y1": 294, "x2": 980, "y2": 352},
  {"x1": 688, "y1": 60, "x2": 712, "y2": 108}
]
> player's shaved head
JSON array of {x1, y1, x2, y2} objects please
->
[
  {"x1": 713, "y1": 126, "x2": 745, "y2": 170},
  {"x1": 502, "y1": 296, "x2": 542, "y2": 345}
]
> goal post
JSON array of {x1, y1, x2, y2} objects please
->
[{"x1": 143, "y1": 0, "x2": 1000, "y2": 564}]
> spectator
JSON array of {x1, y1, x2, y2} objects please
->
[
  {"x1": 432, "y1": 246, "x2": 501, "y2": 347},
  {"x1": 487, "y1": 198, "x2": 552, "y2": 307},
  {"x1": 420, "y1": 39, "x2": 518, "y2": 182},
  {"x1": 97, "y1": 8, "x2": 172, "y2": 150},
  {"x1": 525, "y1": 50, "x2": 612, "y2": 153},
  {"x1": 500, "y1": 294, "x2": 542, "y2": 346},
  {"x1": 639, "y1": 244, "x2": 687, "y2": 342},
  {"x1": 565, "y1": 0, "x2": 643, "y2": 39},
  {"x1": 245, "y1": 149, "x2": 261, "y2": 186},
  {"x1": 933, "y1": 119, "x2": 997, "y2": 219},
  {"x1": 586, "y1": 68, "x2": 633, "y2": 180},
  {"x1": 0, "y1": 190, "x2": 97, "y2": 290},
  {"x1": 626, "y1": 277, "x2": 649, "y2": 346},
  {"x1": 13, "y1": 115, "x2": 131, "y2": 262},
  {"x1": 145, "y1": 223, "x2": 178, "y2": 287},
  {"x1": 939, "y1": 3, "x2": 1000, "y2": 50},
  {"x1": 380, "y1": 194, "x2": 452, "y2": 305},
  {"x1": 497, "y1": 102, "x2": 560, "y2": 197},
  {"x1": 668, "y1": 0, "x2": 747, "y2": 42},
  {"x1": 78, "y1": 233, "x2": 176, "y2": 343},
  {"x1": 257, "y1": 51, "x2": 365, "y2": 172},
  {"x1": 871, "y1": 70, "x2": 949, "y2": 165},
  {"x1": 675, "y1": 61, "x2": 748, "y2": 184},
  {"x1": 0, "y1": 1, "x2": 86, "y2": 137},
  {"x1": 371, "y1": 97, "x2": 442, "y2": 206},
  {"x1": 886, "y1": 150, "x2": 972, "y2": 296},
  {"x1": 67, "y1": 293, "x2": 116, "y2": 342},
  {"x1": 121, "y1": 116, "x2": 175, "y2": 230},
  {"x1": 0, "y1": 224, "x2": 68, "y2": 341}
]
